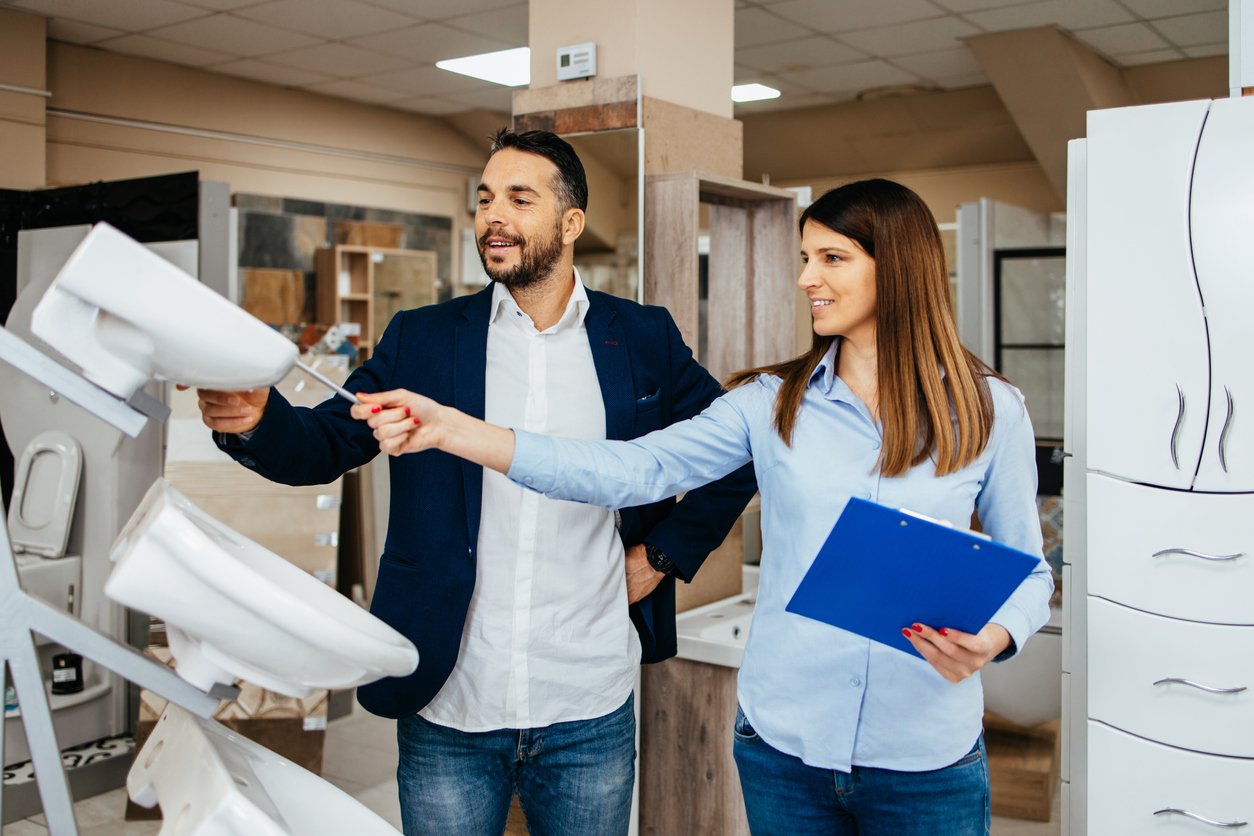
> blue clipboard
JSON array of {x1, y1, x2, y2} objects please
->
[{"x1": 785, "y1": 498, "x2": 1040, "y2": 659}]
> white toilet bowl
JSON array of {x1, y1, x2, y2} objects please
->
[
  {"x1": 105, "y1": 479, "x2": 417, "y2": 698},
  {"x1": 30, "y1": 222, "x2": 297, "y2": 399},
  {"x1": 129, "y1": 703, "x2": 399, "y2": 836},
  {"x1": 981, "y1": 607, "x2": 1063, "y2": 729}
]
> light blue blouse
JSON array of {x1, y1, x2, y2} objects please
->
[{"x1": 508, "y1": 341, "x2": 1053, "y2": 772}]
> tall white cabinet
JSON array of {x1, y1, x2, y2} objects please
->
[{"x1": 1065, "y1": 95, "x2": 1254, "y2": 834}]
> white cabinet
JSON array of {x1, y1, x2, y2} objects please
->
[
  {"x1": 1088, "y1": 722, "x2": 1254, "y2": 835},
  {"x1": 1190, "y1": 97, "x2": 1254, "y2": 492},
  {"x1": 1068, "y1": 95, "x2": 1254, "y2": 835},
  {"x1": 1085, "y1": 100, "x2": 1210, "y2": 490},
  {"x1": 1086, "y1": 474, "x2": 1254, "y2": 624}
]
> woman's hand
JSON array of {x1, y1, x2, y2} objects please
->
[
  {"x1": 902, "y1": 622, "x2": 1012, "y2": 684},
  {"x1": 351, "y1": 389, "x2": 517, "y2": 473},
  {"x1": 352, "y1": 390, "x2": 444, "y2": 455}
]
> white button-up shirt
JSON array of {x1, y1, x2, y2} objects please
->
[{"x1": 420, "y1": 275, "x2": 640, "y2": 731}]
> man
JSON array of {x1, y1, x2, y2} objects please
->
[{"x1": 195, "y1": 129, "x2": 756, "y2": 835}]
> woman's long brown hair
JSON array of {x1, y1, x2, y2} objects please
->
[{"x1": 728, "y1": 179, "x2": 998, "y2": 477}]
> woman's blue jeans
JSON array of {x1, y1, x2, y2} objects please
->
[
  {"x1": 395, "y1": 695, "x2": 635, "y2": 836},
  {"x1": 732, "y1": 707, "x2": 990, "y2": 836}
]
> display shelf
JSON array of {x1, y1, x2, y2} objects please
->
[{"x1": 316, "y1": 245, "x2": 438, "y2": 361}]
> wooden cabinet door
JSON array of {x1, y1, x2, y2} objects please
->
[
  {"x1": 1190, "y1": 96, "x2": 1254, "y2": 491},
  {"x1": 1085, "y1": 100, "x2": 1211, "y2": 489}
]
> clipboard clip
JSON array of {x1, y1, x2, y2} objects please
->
[{"x1": 898, "y1": 507, "x2": 992, "y2": 541}]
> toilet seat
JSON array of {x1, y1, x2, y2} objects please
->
[
  {"x1": 8, "y1": 430, "x2": 82, "y2": 558},
  {"x1": 129, "y1": 703, "x2": 399, "y2": 835},
  {"x1": 105, "y1": 479, "x2": 418, "y2": 698}
]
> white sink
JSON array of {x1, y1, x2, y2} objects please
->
[{"x1": 675, "y1": 593, "x2": 755, "y2": 669}]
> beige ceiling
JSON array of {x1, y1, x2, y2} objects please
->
[{"x1": 0, "y1": 0, "x2": 1230, "y2": 117}]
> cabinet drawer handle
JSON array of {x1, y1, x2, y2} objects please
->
[
  {"x1": 1153, "y1": 677, "x2": 1248, "y2": 694},
  {"x1": 1154, "y1": 808, "x2": 1248, "y2": 828},
  {"x1": 1220, "y1": 386, "x2": 1234, "y2": 473},
  {"x1": 1171, "y1": 384, "x2": 1185, "y2": 470},
  {"x1": 1152, "y1": 548, "x2": 1246, "y2": 562}
]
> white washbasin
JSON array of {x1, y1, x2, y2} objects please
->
[
  {"x1": 676, "y1": 594, "x2": 755, "y2": 668},
  {"x1": 105, "y1": 479, "x2": 418, "y2": 698},
  {"x1": 30, "y1": 222, "x2": 297, "y2": 399},
  {"x1": 129, "y1": 703, "x2": 399, "y2": 835}
]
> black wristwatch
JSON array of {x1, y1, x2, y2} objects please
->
[{"x1": 643, "y1": 543, "x2": 675, "y2": 576}]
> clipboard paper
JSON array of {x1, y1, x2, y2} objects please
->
[{"x1": 785, "y1": 498, "x2": 1039, "y2": 658}]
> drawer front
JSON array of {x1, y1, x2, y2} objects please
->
[
  {"x1": 1089, "y1": 597, "x2": 1254, "y2": 757},
  {"x1": 1088, "y1": 473, "x2": 1254, "y2": 623},
  {"x1": 1089, "y1": 721, "x2": 1254, "y2": 834}
]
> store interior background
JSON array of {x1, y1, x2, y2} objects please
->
[{"x1": 0, "y1": 0, "x2": 1233, "y2": 833}]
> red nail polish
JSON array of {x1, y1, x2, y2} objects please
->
[
  {"x1": 902, "y1": 628, "x2": 912, "y2": 638},
  {"x1": 404, "y1": 407, "x2": 411, "y2": 417},
  {"x1": 413, "y1": 417, "x2": 421, "y2": 425},
  {"x1": 939, "y1": 628, "x2": 949, "y2": 637},
  {"x1": 911, "y1": 624, "x2": 923, "y2": 633},
  {"x1": 371, "y1": 406, "x2": 381, "y2": 414}
]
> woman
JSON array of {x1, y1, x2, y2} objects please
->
[{"x1": 354, "y1": 179, "x2": 1052, "y2": 835}]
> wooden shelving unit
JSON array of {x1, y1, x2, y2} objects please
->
[
  {"x1": 315, "y1": 245, "x2": 438, "y2": 359},
  {"x1": 644, "y1": 171, "x2": 797, "y2": 383}
]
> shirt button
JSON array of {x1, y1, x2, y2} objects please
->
[
  {"x1": 525, "y1": 476, "x2": 535, "y2": 485},
  {"x1": 850, "y1": 677, "x2": 862, "y2": 687},
  {"x1": 871, "y1": 441, "x2": 881, "y2": 450},
  {"x1": 862, "y1": 490, "x2": 873, "y2": 500}
]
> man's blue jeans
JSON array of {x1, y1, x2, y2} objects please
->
[
  {"x1": 732, "y1": 707, "x2": 990, "y2": 836},
  {"x1": 395, "y1": 695, "x2": 636, "y2": 836}
]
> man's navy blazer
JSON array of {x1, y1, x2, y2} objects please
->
[{"x1": 217, "y1": 284, "x2": 757, "y2": 719}]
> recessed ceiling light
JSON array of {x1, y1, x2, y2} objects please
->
[
  {"x1": 732, "y1": 83, "x2": 781, "y2": 103},
  {"x1": 437, "y1": 47, "x2": 530, "y2": 87}
]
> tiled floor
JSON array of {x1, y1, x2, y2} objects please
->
[{"x1": 8, "y1": 708, "x2": 1059, "y2": 834}]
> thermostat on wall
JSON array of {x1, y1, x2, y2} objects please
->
[{"x1": 556, "y1": 42, "x2": 597, "y2": 81}]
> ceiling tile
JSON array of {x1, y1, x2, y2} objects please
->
[
  {"x1": 735, "y1": 92, "x2": 835, "y2": 113},
  {"x1": 737, "y1": 36, "x2": 866, "y2": 74},
  {"x1": 444, "y1": 3, "x2": 528, "y2": 47},
  {"x1": 391, "y1": 95, "x2": 472, "y2": 116},
  {"x1": 146, "y1": 13, "x2": 321, "y2": 56},
  {"x1": 304, "y1": 79, "x2": 411, "y2": 104},
  {"x1": 734, "y1": 7, "x2": 811, "y2": 48},
  {"x1": 95, "y1": 33, "x2": 237, "y2": 66},
  {"x1": 45, "y1": 17, "x2": 124, "y2": 44},
  {"x1": 838, "y1": 16, "x2": 980, "y2": 57},
  {"x1": 892, "y1": 47, "x2": 984, "y2": 79},
  {"x1": 360, "y1": 0, "x2": 518, "y2": 21},
  {"x1": 1074, "y1": 21, "x2": 1169, "y2": 55},
  {"x1": 769, "y1": 0, "x2": 945, "y2": 33},
  {"x1": 235, "y1": 0, "x2": 419, "y2": 39},
  {"x1": 1116, "y1": 47, "x2": 1185, "y2": 66},
  {"x1": 1182, "y1": 42, "x2": 1227, "y2": 58},
  {"x1": 10, "y1": 0, "x2": 209, "y2": 30},
  {"x1": 785, "y1": 59, "x2": 921, "y2": 94},
  {"x1": 936, "y1": 71, "x2": 991, "y2": 88},
  {"x1": 357, "y1": 64, "x2": 496, "y2": 96},
  {"x1": 1117, "y1": 0, "x2": 1224, "y2": 18},
  {"x1": 267, "y1": 42, "x2": 411, "y2": 77},
  {"x1": 1150, "y1": 10, "x2": 1226, "y2": 48},
  {"x1": 930, "y1": 0, "x2": 1042, "y2": 11},
  {"x1": 964, "y1": 0, "x2": 1133, "y2": 32},
  {"x1": 173, "y1": 0, "x2": 269, "y2": 9},
  {"x1": 349, "y1": 22, "x2": 513, "y2": 62},
  {"x1": 211, "y1": 58, "x2": 334, "y2": 87},
  {"x1": 444, "y1": 86, "x2": 513, "y2": 113}
]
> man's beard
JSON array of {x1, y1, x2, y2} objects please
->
[{"x1": 477, "y1": 221, "x2": 564, "y2": 290}]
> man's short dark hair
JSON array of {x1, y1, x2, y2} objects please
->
[{"x1": 489, "y1": 128, "x2": 588, "y2": 213}]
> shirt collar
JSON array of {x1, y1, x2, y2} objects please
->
[
  {"x1": 490, "y1": 268, "x2": 590, "y2": 333},
  {"x1": 811, "y1": 338, "x2": 843, "y2": 398}
]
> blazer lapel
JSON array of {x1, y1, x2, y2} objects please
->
[
  {"x1": 585, "y1": 294, "x2": 634, "y2": 441},
  {"x1": 454, "y1": 286, "x2": 492, "y2": 545}
]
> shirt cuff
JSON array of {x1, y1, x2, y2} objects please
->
[
  {"x1": 988, "y1": 601, "x2": 1032, "y2": 663},
  {"x1": 506, "y1": 429, "x2": 562, "y2": 493}
]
